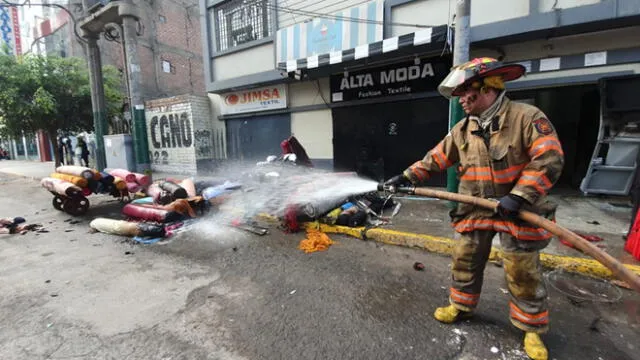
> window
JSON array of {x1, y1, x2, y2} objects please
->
[{"x1": 212, "y1": 0, "x2": 272, "y2": 52}]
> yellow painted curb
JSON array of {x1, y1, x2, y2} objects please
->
[{"x1": 302, "y1": 222, "x2": 640, "y2": 281}]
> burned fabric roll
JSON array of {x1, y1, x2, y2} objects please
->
[
  {"x1": 50, "y1": 172, "x2": 88, "y2": 188},
  {"x1": 134, "y1": 173, "x2": 151, "y2": 187},
  {"x1": 122, "y1": 204, "x2": 183, "y2": 223},
  {"x1": 137, "y1": 223, "x2": 166, "y2": 238},
  {"x1": 159, "y1": 181, "x2": 188, "y2": 199},
  {"x1": 56, "y1": 165, "x2": 94, "y2": 180},
  {"x1": 107, "y1": 169, "x2": 136, "y2": 183},
  {"x1": 147, "y1": 184, "x2": 173, "y2": 204},
  {"x1": 90, "y1": 169, "x2": 102, "y2": 180},
  {"x1": 41, "y1": 177, "x2": 83, "y2": 197},
  {"x1": 112, "y1": 176, "x2": 127, "y2": 191},
  {"x1": 90, "y1": 218, "x2": 140, "y2": 236},
  {"x1": 179, "y1": 178, "x2": 197, "y2": 198},
  {"x1": 99, "y1": 172, "x2": 114, "y2": 185},
  {"x1": 126, "y1": 182, "x2": 142, "y2": 193}
]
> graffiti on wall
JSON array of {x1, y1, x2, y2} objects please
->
[
  {"x1": 146, "y1": 111, "x2": 194, "y2": 166},
  {"x1": 194, "y1": 129, "x2": 212, "y2": 159}
]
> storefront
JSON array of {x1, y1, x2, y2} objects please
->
[
  {"x1": 329, "y1": 57, "x2": 451, "y2": 185},
  {"x1": 220, "y1": 84, "x2": 291, "y2": 163}
]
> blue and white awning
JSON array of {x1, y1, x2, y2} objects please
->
[{"x1": 278, "y1": 25, "x2": 450, "y2": 73}]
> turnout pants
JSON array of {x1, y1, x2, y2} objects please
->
[{"x1": 449, "y1": 230, "x2": 550, "y2": 333}]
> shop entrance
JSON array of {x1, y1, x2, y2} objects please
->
[
  {"x1": 226, "y1": 114, "x2": 291, "y2": 162},
  {"x1": 332, "y1": 97, "x2": 449, "y2": 186},
  {"x1": 510, "y1": 85, "x2": 600, "y2": 188}
]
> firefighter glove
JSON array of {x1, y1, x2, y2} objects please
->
[
  {"x1": 384, "y1": 174, "x2": 412, "y2": 189},
  {"x1": 497, "y1": 194, "x2": 526, "y2": 219}
]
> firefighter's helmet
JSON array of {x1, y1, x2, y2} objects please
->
[{"x1": 437, "y1": 57, "x2": 526, "y2": 98}]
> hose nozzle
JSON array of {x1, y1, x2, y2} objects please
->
[{"x1": 377, "y1": 183, "x2": 416, "y2": 194}]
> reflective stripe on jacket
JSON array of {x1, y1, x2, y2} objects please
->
[{"x1": 403, "y1": 98, "x2": 564, "y2": 240}]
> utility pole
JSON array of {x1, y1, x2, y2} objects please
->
[
  {"x1": 121, "y1": 10, "x2": 150, "y2": 174},
  {"x1": 447, "y1": 0, "x2": 470, "y2": 201},
  {"x1": 85, "y1": 35, "x2": 108, "y2": 171}
]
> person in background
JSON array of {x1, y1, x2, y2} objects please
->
[
  {"x1": 75, "y1": 136, "x2": 90, "y2": 167},
  {"x1": 57, "y1": 138, "x2": 65, "y2": 165}
]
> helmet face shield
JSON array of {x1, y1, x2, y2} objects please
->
[
  {"x1": 437, "y1": 67, "x2": 473, "y2": 99},
  {"x1": 437, "y1": 58, "x2": 526, "y2": 99}
]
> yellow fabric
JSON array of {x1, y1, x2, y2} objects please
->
[
  {"x1": 524, "y1": 333, "x2": 548, "y2": 360},
  {"x1": 433, "y1": 304, "x2": 472, "y2": 323}
]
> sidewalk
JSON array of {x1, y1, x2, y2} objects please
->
[{"x1": 2, "y1": 159, "x2": 639, "y2": 278}]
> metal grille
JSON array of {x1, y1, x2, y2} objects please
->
[{"x1": 214, "y1": 0, "x2": 272, "y2": 52}]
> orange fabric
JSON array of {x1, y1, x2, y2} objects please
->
[
  {"x1": 460, "y1": 164, "x2": 526, "y2": 183},
  {"x1": 528, "y1": 136, "x2": 563, "y2": 159},
  {"x1": 431, "y1": 143, "x2": 453, "y2": 170},
  {"x1": 517, "y1": 170, "x2": 553, "y2": 195},
  {"x1": 510, "y1": 302, "x2": 549, "y2": 325},
  {"x1": 409, "y1": 162, "x2": 430, "y2": 181},
  {"x1": 453, "y1": 219, "x2": 552, "y2": 241},
  {"x1": 450, "y1": 287, "x2": 480, "y2": 306},
  {"x1": 299, "y1": 229, "x2": 335, "y2": 253}
]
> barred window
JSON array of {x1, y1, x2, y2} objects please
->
[{"x1": 213, "y1": 0, "x2": 272, "y2": 52}]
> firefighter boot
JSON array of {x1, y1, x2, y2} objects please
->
[
  {"x1": 524, "y1": 332, "x2": 548, "y2": 360},
  {"x1": 433, "y1": 304, "x2": 472, "y2": 323}
]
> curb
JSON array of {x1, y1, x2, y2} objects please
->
[{"x1": 303, "y1": 222, "x2": 640, "y2": 281}]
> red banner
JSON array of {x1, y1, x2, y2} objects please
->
[{"x1": 10, "y1": 7, "x2": 21, "y2": 55}]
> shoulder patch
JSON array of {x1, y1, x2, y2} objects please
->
[{"x1": 533, "y1": 118, "x2": 553, "y2": 135}]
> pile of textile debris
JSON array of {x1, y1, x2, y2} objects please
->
[{"x1": 41, "y1": 166, "x2": 150, "y2": 215}]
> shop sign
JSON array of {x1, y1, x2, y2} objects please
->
[
  {"x1": 220, "y1": 85, "x2": 287, "y2": 115},
  {"x1": 329, "y1": 58, "x2": 449, "y2": 102}
]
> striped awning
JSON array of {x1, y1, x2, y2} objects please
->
[{"x1": 278, "y1": 24, "x2": 450, "y2": 73}]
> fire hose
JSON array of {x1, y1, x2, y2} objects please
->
[{"x1": 378, "y1": 184, "x2": 640, "y2": 294}]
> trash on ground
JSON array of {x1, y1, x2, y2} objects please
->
[
  {"x1": 413, "y1": 262, "x2": 425, "y2": 271},
  {"x1": 490, "y1": 346, "x2": 499, "y2": 353}
]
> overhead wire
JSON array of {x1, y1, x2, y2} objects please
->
[{"x1": 265, "y1": 2, "x2": 438, "y2": 29}]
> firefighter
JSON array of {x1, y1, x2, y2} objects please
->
[{"x1": 385, "y1": 57, "x2": 564, "y2": 360}]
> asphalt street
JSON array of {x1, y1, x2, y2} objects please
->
[{"x1": 1, "y1": 173, "x2": 639, "y2": 360}]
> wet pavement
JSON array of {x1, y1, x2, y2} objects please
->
[{"x1": 1, "y1": 173, "x2": 640, "y2": 359}]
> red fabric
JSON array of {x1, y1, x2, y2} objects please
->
[
  {"x1": 283, "y1": 205, "x2": 300, "y2": 233},
  {"x1": 625, "y1": 208, "x2": 640, "y2": 260}
]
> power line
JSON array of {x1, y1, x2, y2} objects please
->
[{"x1": 263, "y1": 2, "x2": 439, "y2": 29}]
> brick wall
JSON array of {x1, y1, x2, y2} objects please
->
[
  {"x1": 144, "y1": 94, "x2": 220, "y2": 174},
  {"x1": 145, "y1": 96, "x2": 197, "y2": 174},
  {"x1": 69, "y1": 0, "x2": 205, "y2": 103}
]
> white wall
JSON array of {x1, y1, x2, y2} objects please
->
[
  {"x1": 288, "y1": 78, "x2": 333, "y2": 159},
  {"x1": 289, "y1": 78, "x2": 331, "y2": 107},
  {"x1": 291, "y1": 110, "x2": 334, "y2": 159},
  {"x1": 509, "y1": 63, "x2": 640, "y2": 88},
  {"x1": 538, "y1": 0, "x2": 601, "y2": 12},
  {"x1": 473, "y1": 26, "x2": 640, "y2": 62},
  {"x1": 212, "y1": 43, "x2": 275, "y2": 81},
  {"x1": 208, "y1": 93, "x2": 228, "y2": 159},
  {"x1": 277, "y1": 0, "x2": 367, "y2": 28},
  {"x1": 470, "y1": 0, "x2": 530, "y2": 27},
  {"x1": 391, "y1": 0, "x2": 454, "y2": 37}
]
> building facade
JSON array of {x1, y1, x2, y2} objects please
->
[
  {"x1": 200, "y1": 0, "x2": 640, "y2": 189},
  {"x1": 12, "y1": 0, "x2": 213, "y2": 165}
]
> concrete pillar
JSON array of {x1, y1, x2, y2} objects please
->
[
  {"x1": 122, "y1": 10, "x2": 150, "y2": 173},
  {"x1": 85, "y1": 35, "x2": 108, "y2": 171}
]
